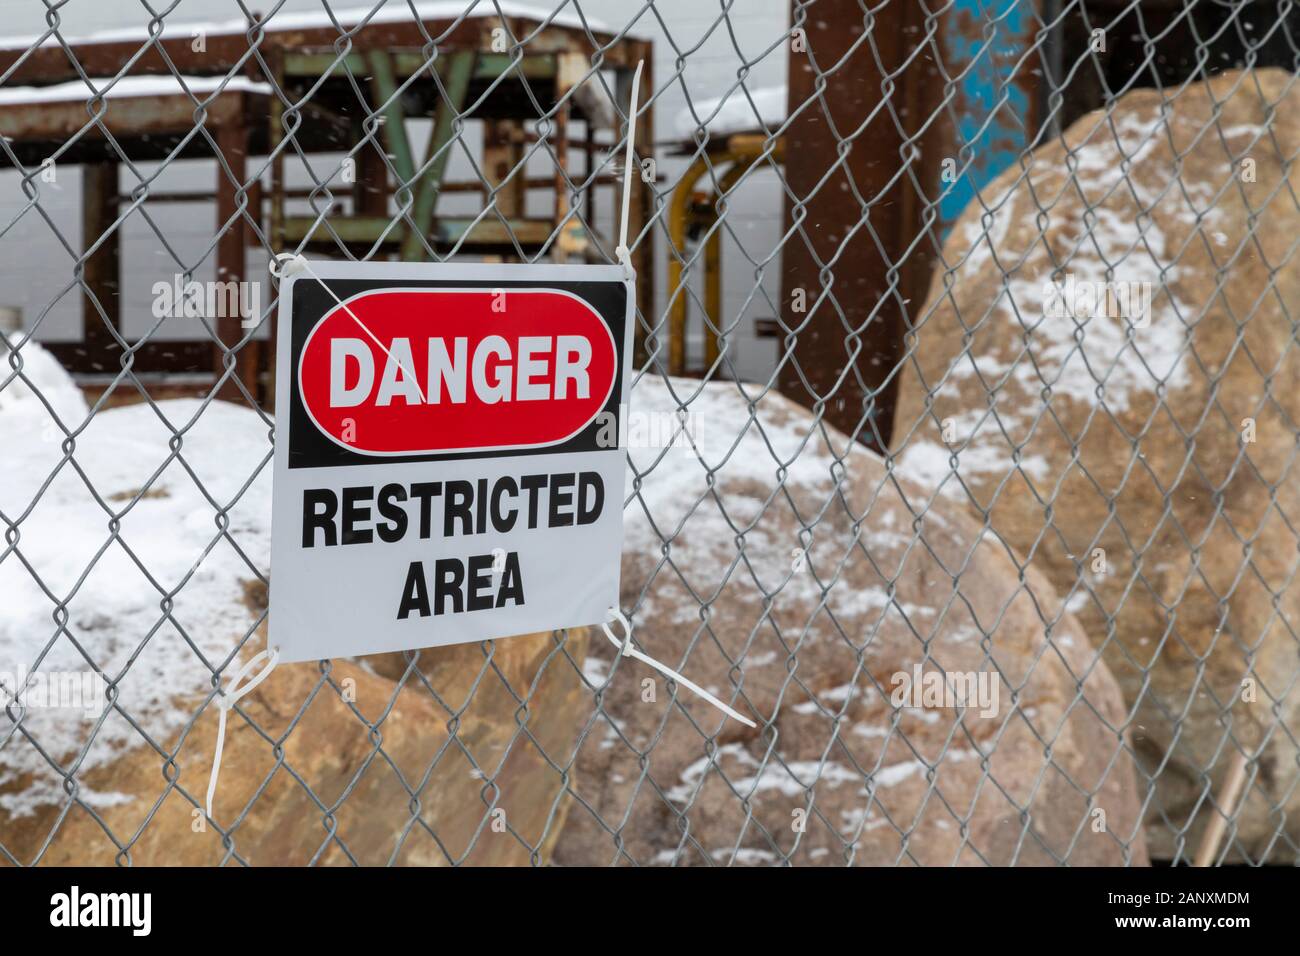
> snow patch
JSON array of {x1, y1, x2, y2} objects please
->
[
  {"x1": 667, "y1": 743, "x2": 865, "y2": 803},
  {"x1": 0, "y1": 354, "x2": 270, "y2": 815},
  {"x1": 673, "y1": 85, "x2": 786, "y2": 139},
  {"x1": 2, "y1": 2, "x2": 626, "y2": 50},
  {"x1": 902, "y1": 108, "x2": 1196, "y2": 489},
  {"x1": 0, "y1": 76, "x2": 271, "y2": 106}
]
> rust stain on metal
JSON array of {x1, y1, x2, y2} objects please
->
[{"x1": 0, "y1": 91, "x2": 246, "y2": 141}]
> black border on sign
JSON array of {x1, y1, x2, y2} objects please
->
[{"x1": 286, "y1": 277, "x2": 628, "y2": 470}]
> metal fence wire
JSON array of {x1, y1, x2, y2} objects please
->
[{"x1": 0, "y1": 0, "x2": 1298, "y2": 866}]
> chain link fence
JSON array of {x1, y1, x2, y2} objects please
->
[{"x1": 0, "y1": 0, "x2": 1297, "y2": 865}]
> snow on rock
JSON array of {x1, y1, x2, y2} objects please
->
[
  {"x1": 892, "y1": 69, "x2": 1300, "y2": 860},
  {"x1": 0, "y1": 348, "x2": 270, "y2": 816},
  {"x1": 622, "y1": 375, "x2": 858, "y2": 627},
  {"x1": 558, "y1": 376, "x2": 1147, "y2": 866},
  {"x1": 896, "y1": 100, "x2": 1215, "y2": 498},
  {"x1": 624, "y1": 375, "x2": 840, "y2": 529},
  {"x1": 0, "y1": 359, "x2": 1143, "y2": 864}
]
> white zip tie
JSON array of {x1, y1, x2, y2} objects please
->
[
  {"x1": 269, "y1": 252, "x2": 431, "y2": 403},
  {"x1": 206, "y1": 646, "x2": 280, "y2": 820},
  {"x1": 601, "y1": 608, "x2": 756, "y2": 728},
  {"x1": 615, "y1": 60, "x2": 644, "y2": 280}
]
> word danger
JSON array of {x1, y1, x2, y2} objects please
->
[
  {"x1": 298, "y1": 288, "x2": 617, "y2": 455},
  {"x1": 301, "y1": 471, "x2": 605, "y2": 620},
  {"x1": 328, "y1": 334, "x2": 594, "y2": 407}
]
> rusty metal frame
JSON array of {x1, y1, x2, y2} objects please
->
[{"x1": 0, "y1": 11, "x2": 652, "y2": 404}]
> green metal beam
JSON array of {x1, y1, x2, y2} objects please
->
[
  {"x1": 283, "y1": 215, "x2": 553, "y2": 247},
  {"x1": 401, "y1": 51, "x2": 476, "y2": 261},
  {"x1": 366, "y1": 50, "x2": 415, "y2": 185},
  {"x1": 284, "y1": 51, "x2": 556, "y2": 82}
]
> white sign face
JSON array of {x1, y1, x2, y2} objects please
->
[{"x1": 269, "y1": 262, "x2": 634, "y2": 663}]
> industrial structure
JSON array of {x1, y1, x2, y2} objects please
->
[{"x1": 0, "y1": 5, "x2": 652, "y2": 405}]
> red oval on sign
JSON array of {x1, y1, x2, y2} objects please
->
[{"x1": 297, "y1": 288, "x2": 617, "y2": 455}]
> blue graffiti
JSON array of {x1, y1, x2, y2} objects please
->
[{"x1": 940, "y1": 0, "x2": 1032, "y2": 235}]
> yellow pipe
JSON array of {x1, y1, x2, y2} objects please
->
[
  {"x1": 703, "y1": 223, "x2": 722, "y2": 369},
  {"x1": 703, "y1": 156, "x2": 760, "y2": 369},
  {"x1": 668, "y1": 136, "x2": 783, "y2": 376},
  {"x1": 667, "y1": 153, "x2": 711, "y2": 376}
]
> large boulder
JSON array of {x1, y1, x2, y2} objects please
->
[
  {"x1": 0, "y1": 350, "x2": 590, "y2": 864},
  {"x1": 892, "y1": 69, "x2": 1300, "y2": 861},
  {"x1": 554, "y1": 378, "x2": 1147, "y2": 865},
  {"x1": 0, "y1": 639, "x2": 590, "y2": 866}
]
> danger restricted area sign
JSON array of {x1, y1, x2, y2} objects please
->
[{"x1": 269, "y1": 262, "x2": 634, "y2": 662}]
